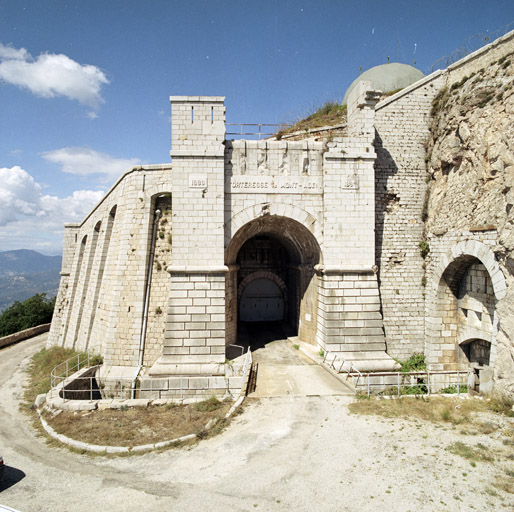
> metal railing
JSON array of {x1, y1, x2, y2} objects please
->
[
  {"x1": 323, "y1": 351, "x2": 363, "y2": 387},
  {"x1": 49, "y1": 350, "x2": 253, "y2": 402},
  {"x1": 358, "y1": 370, "x2": 472, "y2": 397},
  {"x1": 226, "y1": 123, "x2": 290, "y2": 140},
  {"x1": 50, "y1": 349, "x2": 94, "y2": 389},
  {"x1": 241, "y1": 347, "x2": 252, "y2": 383},
  {"x1": 229, "y1": 344, "x2": 245, "y2": 357}
]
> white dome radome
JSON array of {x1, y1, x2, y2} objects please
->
[{"x1": 343, "y1": 63, "x2": 425, "y2": 104}]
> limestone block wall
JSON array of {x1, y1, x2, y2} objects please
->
[
  {"x1": 374, "y1": 74, "x2": 443, "y2": 359},
  {"x1": 223, "y1": 139, "x2": 324, "y2": 345},
  {"x1": 48, "y1": 165, "x2": 173, "y2": 370},
  {"x1": 316, "y1": 83, "x2": 386, "y2": 356},
  {"x1": 158, "y1": 97, "x2": 228, "y2": 375},
  {"x1": 372, "y1": 31, "x2": 514, "y2": 363},
  {"x1": 48, "y1": 224, "x2": 79, "y2": 345}
]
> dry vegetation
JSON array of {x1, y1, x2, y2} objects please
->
[
  {"x1": 44, "y1": 398, "x2": 232, "y2": 447},
  {"x1": 275, "y1": 101, "x2": 347, "y2": 138},
  {"x1": 350, "y1": 395, "x2": 514, "y2": 495},
  {"x1": 23, "y1": 347, "x2": 236, "y2": 450},
  {"x1": 23, "y1": 346, "x2": 82, "y2": 405}
]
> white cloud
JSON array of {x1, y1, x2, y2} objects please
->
[
  {"x1": 0, "y1": 166, "x2": 44, "y2": 225},
  {"x1": 41, "y1": 147, "x2": 142, "y2": 182},
  {"x1": 0, "y1": 42, "x2": 109, "y2": 110},
  {"x1": 0, "y1": 166, "x2": 104, "y2": 252},
  {"x1": 0, "y1": 43, "x2": 29, "y2": 60}
]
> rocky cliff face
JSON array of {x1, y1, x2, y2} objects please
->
[{"x1": 426, "y1": 54, "x2": 514, "y2": 395}]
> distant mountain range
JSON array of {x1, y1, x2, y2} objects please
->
[{"x1": 0, "y1": 250, "x2": 62, "y2": 312}]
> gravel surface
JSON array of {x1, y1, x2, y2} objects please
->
[{"x1": 1, "y1": 335, "x2": 513, "y2": 511}]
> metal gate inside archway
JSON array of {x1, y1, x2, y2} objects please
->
[
  {"x1": 225, "y1": 215, "x2": 322, "y2": 347},
  {"x1": 239, "y1": 277, "x2": 285, "y2": 322}
]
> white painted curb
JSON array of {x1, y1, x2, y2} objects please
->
[{"x1": 37, "y1": 381, "x2": 249, "y2": 454}]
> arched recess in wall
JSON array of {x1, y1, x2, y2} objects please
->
[
  {"x1": 140, "y1": 192, "x2": 172, "y2": 368},
  {"x1": 61, "y1": 234, "x2": 87, "y2": 346},
  {"x1": 85, "y1": 206, "x2": 117, "y2": 352},
  {"x1": 72, "y1": 221, "x2": 102, "y2": 350},
  {"x1": 225, "y1": 213, "x2": 322, "y2": 346},
  {"x1": 426, "y1": 241, "x2": 506, "y2": 371}
]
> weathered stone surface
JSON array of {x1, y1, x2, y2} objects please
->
[{"x1": 46, "y1": 30, "x2": 514, "y2": 398}]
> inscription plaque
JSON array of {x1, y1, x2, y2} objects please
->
[
  {"x1": 189, "y1": 174, "x2": 207, "y2": 189},
  {"x1": 227, "y1": 176, "x2": 322, "y2": 194}
]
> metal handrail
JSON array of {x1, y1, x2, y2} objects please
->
[
  {"x1": 50, "y1": 350, "x2": 92, "y2": 389},
  {"x1": 226, "y1": 123, "x2": 290, "y2": 140},
  {"x1": 358, "y1": 369, "x2": 473, "y2": 397},
  {"x1": 229, "y1": 344, "x2": 245, "y2": 357},
  {"x1": 323, "y1": 351, "x2": 362, "y2": 387},
  {"x1": 49, "y1": 351, "x2": 253, "y2": 402}
]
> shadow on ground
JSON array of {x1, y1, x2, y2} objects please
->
[{"x1": 0, "y1": 466, "x2": 26, "y2": 492}]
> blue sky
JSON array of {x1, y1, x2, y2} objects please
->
[{"x1": 1, "y1": 0, "x2": 513, "y2": 255}]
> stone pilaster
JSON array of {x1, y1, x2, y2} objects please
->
[{"x1": 150, "y1": 96, "x2": 227, "y2": 376}]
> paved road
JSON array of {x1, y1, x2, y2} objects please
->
[
  {"x1": 1, "y1": 334, "x2": 511, "y2": 512},
  {"x1": 244, "y1": 324, "x2": 353, "y2": 398}
]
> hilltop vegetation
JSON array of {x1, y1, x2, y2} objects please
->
[
  {"x1": 276, "y1": 101, "x2": 347, "y2": 139},
  {"x1": 0, "y1": 293, "x2": 56, "y2": 337}
]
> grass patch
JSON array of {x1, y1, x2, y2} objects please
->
[
  {"x1": 492, "y1": 475, "x2": 514, "y2": 494},
  {"x1": 23, "y1": 346, "x2": 87, "y2": 405},
  {"x1": 446, "y1": 441, "x2": 494, "y2": 463},
  {"x1": 194, "y1": 395, "x2": 222, "y2": 412},
  {"x1": 430, "y1": 86, "x2": 449, "y2": 117},
  {"x1": 439, "y1": 385, "x2": 468, "y2": 394},
  {"x1": 45, "y1": 400, "x2": 232, "y2": 448},
  {"x1": 349, "y1": 396, "x2": 485, "y2": 424},
  {"x1": 488, "y1": 394, "x2": 514, "y2": 417},
  {"x1": 276, "y1": 101, "x2": 347, "y2": 138}
]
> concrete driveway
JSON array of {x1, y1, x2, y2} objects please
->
[
  {"x1": 243, "y1": 323, "x2": 353, "y2": 398},
  {"x1": 0, "y1": 333, "x2": 512, "y2": 512}
]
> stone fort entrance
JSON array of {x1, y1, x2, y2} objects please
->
[
  {"x1": 147, "y1": 89, "x2": 392, "y2": 379},
  {"x1": 226, "y1": 215, "x2": 321, "y2": 345},
  {"x1": 46, "y1": 32, "x2": 514, "y2": 397}
]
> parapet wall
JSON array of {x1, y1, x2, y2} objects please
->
[
  {"x1": 0, "y1": 323, "x2": 50, "y2": 349},
  {"x1": 48, "y1": 165, "x2": 173, "y2": 368}
]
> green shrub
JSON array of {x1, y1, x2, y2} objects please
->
[
  {"x1": 194, "y1": 395, "x2": 221, "y2": 412},
  {"x1": 398, "y1": 353, "x2": 426, "y2": 373},
  {"x1": 0, "y1": 293, "x2": 56, "y2": 337},
  {"x1": 89, "y1": 354, "x2": 104, "y2": 366},
  {"x1": 430, "y1": 86, "x2": 449, "y2": 117},
  {"x1": 439, "y1": 385, "x2": 468, "y2": 394},
  {"x1": 419, "y1": 240, "x2": 430, "y2": 259}
]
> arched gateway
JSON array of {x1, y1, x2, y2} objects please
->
[{"x1": 225, "y1": 215, "x2": 322, "y2": 345}]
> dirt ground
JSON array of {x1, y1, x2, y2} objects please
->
[{"x1": 1, "y1": 335, "x2": 513, "y2": 512}]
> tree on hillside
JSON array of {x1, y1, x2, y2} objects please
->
[{"x1": 0, "y1": 293, "x2": 56, "y2": 337}]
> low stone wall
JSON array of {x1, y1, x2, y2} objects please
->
[
  {"x1": 139, "y1": 375, "x2": 244, "y2": 400},
  {"x1": 0, "y1": 323, "x2": 51, "y2": 349}
]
